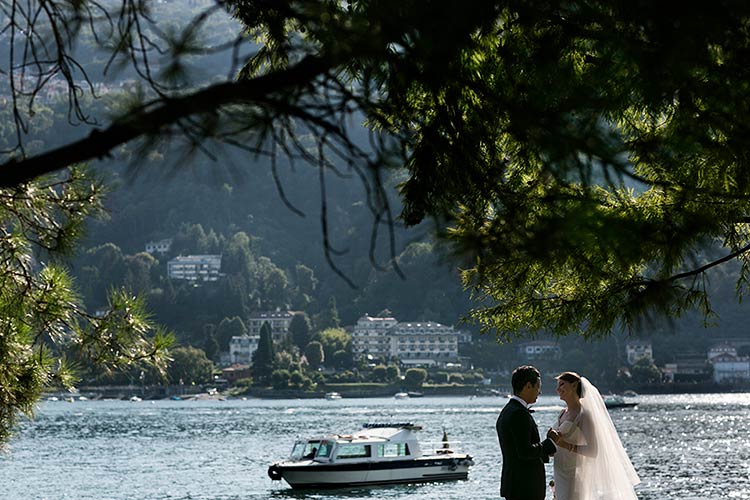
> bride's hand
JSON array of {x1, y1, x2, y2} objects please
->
[{"x1": 547, "y1": 428, "x2": 560, "y2": 443}]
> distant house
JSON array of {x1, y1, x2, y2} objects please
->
[
  {"x1": 350, "y1": 312, "x2": 464, "y2": 368},
  {"x1": 389, "y1": 321, "x2": 461, "y2": 367},
  {"x1": 145, "y1": 238, "x2": 172, "y2": 255},
  {"x1": 167, "y1": 254, "x2": 222, "y2": 282},
  {"x1": 351, "y1": 312, "x2": 399, "y2": 359},
  {"x1": 222, "y1": 364, "x2": 252, "y2": 384},
  {"x1": 247, "y1": 310, "x2": 298, "y2": 344},
  {"x1": 517, "y1": 341, "x2": 562, "y2": 361},
  {"x1": 229, "y1": 336, "x2": 260, "y2": 365},
  {"x1": 709, "y1": 353, "x2": 750, "y2": 383},
  {"x1": 626, "y1": 339, "x2": 653, "y2": 365},
  {"x1": 663, "y1": 353, "x2": 712, "y2": 383},
  {"x1": 456, "y1": 329, "x2": 473, "y2": 345},
  {"x1": 708, "y1": 342, "x2": 737, "y2": 361}
]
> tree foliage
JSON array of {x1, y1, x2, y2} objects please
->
[
  {"x1": 315, "y1": 296, "x2": 340, "y2": 330},
  {"x1": 4, "y1": 1, "x2": 750, "y2": 346},
  {"x1": 371, "y1": 364, "x2": 387, "y2": 383},
  {"x1": 288, "y1": 312, "x2": 312, "y2": 350},
  {"x1": 318, "y1": 327, "x2": 351, "y2": 364},
  {"x1": 303, "y1": 341, "x2": 324, "y2": 370},
  {"x1": 0, "y1": 169, "x2": 172, "y2": 443},
  {"x1": 251, "y1": 322, "x2": 275, "y2": 384},
  {"x1": 216, "y1": 316, "x2": 248, "y2": 352},
  {"x1": 385, "y1": 364, "x2": 400, "y2": 382},
  {"x1": 404, "y1": 368, "x2": 427, "y2": 389},
  {"x1": 167, "y1": 346, "x2": 215, "y2": 385},
  {"x1": 630, "y1": 356, "x2": 663, "y2": 385}
]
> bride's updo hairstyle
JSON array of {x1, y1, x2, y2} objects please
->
[{"x1": 556, "y1": 371, "x2": 583, "y2": 397}]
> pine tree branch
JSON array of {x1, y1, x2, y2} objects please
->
[{"x1": 0, "y1": 53, "x2": 337, "y2": 188}]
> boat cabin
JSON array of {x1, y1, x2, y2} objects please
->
[{"x1": 289, "y1": 424, "x2": 424, "y2": 464}]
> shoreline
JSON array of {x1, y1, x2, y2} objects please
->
[
  {"x1": 245, "y1": 382, "x2": 750, "y2": 400},
  {"x1": 45, "y1": 381, "x2": 750, "y2": 401}
]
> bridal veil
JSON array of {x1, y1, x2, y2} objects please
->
[{"x1": 577, "y1": 377, "x2": 640, "y2": 500}]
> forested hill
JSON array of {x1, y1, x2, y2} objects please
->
[
  {"x1": 70, "y1": 139, "x2": 750, "y2": 353},
  {"x1": 70, "y1": 146, "x2": 475, "y2": 346}
]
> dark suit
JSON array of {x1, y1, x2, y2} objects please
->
[{"x1": 497, "y1": 398, "x2": 556, "y2": 500}]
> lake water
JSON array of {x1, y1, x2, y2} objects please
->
[{"x1": 1, "y1": 394, "x2": 749, "y2": 500}]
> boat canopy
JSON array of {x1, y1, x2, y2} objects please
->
[{"x1": 289, "y1": 423, "x2": 427, "y2": 463}]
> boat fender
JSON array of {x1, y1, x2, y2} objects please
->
[
  {"x1": 267, "y1": 465, "x2": 282, "y2": 481},
  {"x1": 449, "y1": 458, "x2": 458, "y2": 471}
]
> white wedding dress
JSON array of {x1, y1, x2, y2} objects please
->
[
  {"x1": 552, "y1": 378, "x2": 640, "y2": 500},
  {"x1": 552, "y1": 410, "x2": 585, "y2": 499}
]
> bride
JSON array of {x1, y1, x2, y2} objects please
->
[{"x1": 548, "y1": 372, "x2": 640, "y2": 500}]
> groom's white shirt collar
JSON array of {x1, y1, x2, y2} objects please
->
[{"x1": 509, "y1": 395, "x2": 528, "y2": 408}]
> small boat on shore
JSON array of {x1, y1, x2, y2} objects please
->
[{"x1": 267, "y1": 423, "x2": 474, "y2": 489}]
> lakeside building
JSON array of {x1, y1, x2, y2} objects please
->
[
  {"x1": 626, "y1": 339, "x2": 653, "y2": 365},
  {"x1": 222, "y1": 364, "x2": 252, "y2": 384},
  {"x1": 708, "y1": 342, "x2": 737, "y2": 360},
  {"x1": 707, "y1": 340, "x2": 750, "y2": 383},
  {"x1": 710, "y1": 353, "x2": 750, "y2": 383},
  {"x1": 662, "y1": 353, "x2": 712, "y2": 383},
  {"x1": 229, "y1": 335, "x2": 260, "y2": 365},
  {"x1": 709, "y1": 338, "x2": 750, "y2": 355},
  {"x1": 390, "y1": 321, "x2": 460, "y2": 367},
  {"x1": 351, "y1": 312, "x2": 398, "y2": 359},
  {"x1": 516, "y1": 340, "x2": 562, "y2": 361},
  {"x1": 351, "y1": 312, "x2": 464, "y2": 368},
  {"x1": 145, "y1": 238, "x2": 172, "y2": 255},
  {"x1": 167, "y1": 254, "x2": 222, "y2": 281},
  {"x1": 247, "y1": 310, "x2": 298, "y2": 344}
]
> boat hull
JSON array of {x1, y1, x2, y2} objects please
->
[
  {"x1": 605, "y1": 402, "x2": 638, "y2": 409},
  {"x1": 269, "y1": 456, "x2": 473, "y2": 489}
]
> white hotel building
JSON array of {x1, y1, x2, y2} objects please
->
[
  {"x1": 351, "y1": 313, "x2": 398, "y2": 359},
  {"x1": 167, "y1": 254, "x2": 222, "y2": 282},
  {"x1": 229, "y1": 335, "x2": 260, "y2": 365},
  {"x1": 351, "y1": 312, "x2": 462, "y2": 367},
  {"x1": 247, "y1": 310, "x2": 297, "y2": 344}
]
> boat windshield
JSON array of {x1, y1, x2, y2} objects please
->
[
  {"x1": 315, "y1": 440, "x2": 334, "y2": 459},
  {"x1": 291, "y1": 440, "x2": 320, "y2": 460}
]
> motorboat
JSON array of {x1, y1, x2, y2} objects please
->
[
  {"x1": 604, "y1": 395, "x2": 638, "y2": 409},
  {"x1": 267, "y1": 423, "x2": 474, "y2": 489},
  {"x1": 325, "y1": 392, "x2": 342, "y2": 400},
  {"x1": 394, "y1": 392, "x2": 409, "y2": 400}
]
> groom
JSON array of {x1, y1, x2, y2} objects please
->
[{"x1": 496, "y1": 365, "x2": 557, "y2": 500}]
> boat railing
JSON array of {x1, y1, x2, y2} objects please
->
[
  {"x1": 362, "y1": 422, "x2": 422, "y2": 430},
  {"x1": 332, "y1": 434, "x2": 389, "y2": 442},
  {"x1": 421, "y1": 439, "x2": 466, "y2": 452}
]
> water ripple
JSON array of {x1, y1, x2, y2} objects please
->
[{"x1": 1, "y1": 395, "x2": 748, "y2": 499}]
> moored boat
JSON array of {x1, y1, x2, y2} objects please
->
[
  {"x1": 325, "y1": 392, "x2": 342, "y2": 400},
  {"x1": 267, "y1": 423, "x2": 474, "y2": 489},
  {"x1": 604, "y1": 395, "x2": 638, "y2": 409}
]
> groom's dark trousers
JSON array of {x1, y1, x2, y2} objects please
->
[{"x1": 497, "y1": 398, "x2": 556, "y2": 500}]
